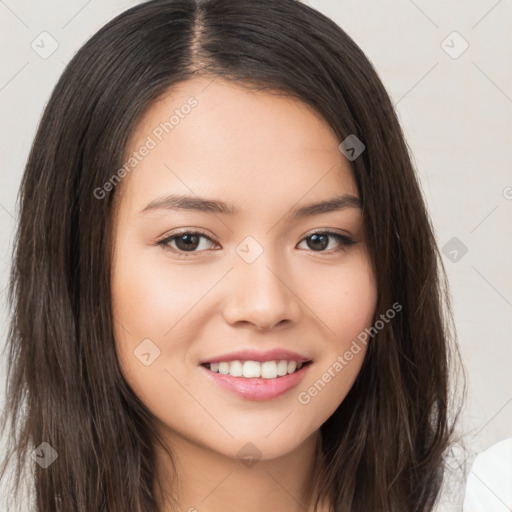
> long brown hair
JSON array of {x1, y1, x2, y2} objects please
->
[{"x1": 0, "y1": 0, "x2": 464, "y2": 510}]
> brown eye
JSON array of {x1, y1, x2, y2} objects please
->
[
  {"x1": 306, "y1": 233, "x2": 330, "y2": 251},
  {"x1": 298, "y1": 231, "x2": 355, "y2": 252},
  {"x1": 157, "y1": 231, "x2": 216, "y2": 254},
  {"x1": 173, "y1": 233, "x2": 201, "y2": 251}
]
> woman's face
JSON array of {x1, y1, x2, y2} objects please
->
[{"x1": 111, "y1": 77, "x2": 377, "y2": 461}]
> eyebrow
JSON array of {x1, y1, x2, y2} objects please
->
[{"x1": 140, "y1": 193, "x2": 362, "y2": 217}]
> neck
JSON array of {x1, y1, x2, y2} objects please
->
[{"x1": 153, "y1": 428, "x2": 326, "y2": 512}]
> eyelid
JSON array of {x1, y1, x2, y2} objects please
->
[
  {"x1": 156, "y1": 227, "x2": 216, "y2": 244},
  {"x1": 156, "y1": 227, "x2": 215, "y2": 242},
  {"x1": 301, "y1": 227, "x2": 353, "y2": 240}
]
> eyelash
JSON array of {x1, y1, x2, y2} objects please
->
[{"x1": 156, "y1": 229, "x2": 355, "y2": 257}]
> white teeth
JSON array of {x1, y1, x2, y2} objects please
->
[
  {"x1": 242, "y1": 360, "x2": 261, "y2": 378},
  {"x1": 277, "y1": 360, "x2": 288, "y2": 376},
  {"x1": 206, "y1": 359, "x2": 308, "y2": 378},
  {"x1": 261, "y1": 361, "x2": 277, "y2": 379},
  {"x1": 229, "y1": 360, "x2": 243, "y2": 377},
  {"x1": 218, "y1": 362, "x2": 230, "y2": 375}
]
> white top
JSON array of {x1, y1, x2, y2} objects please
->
[{"x1": 463, "y1": 437, "x2": 512, "y2": 512}]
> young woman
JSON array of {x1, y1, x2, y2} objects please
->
[{"x1": 0, "y1": 0, "x2": 464, "y2": 510}]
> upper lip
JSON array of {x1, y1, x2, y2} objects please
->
[{"x1": 200, "y1": 349, "x2": 312, "y2": 365}]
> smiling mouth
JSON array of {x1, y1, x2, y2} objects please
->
[{"x1": 201, "y1": 360, "x2": 313, "y2": 379}]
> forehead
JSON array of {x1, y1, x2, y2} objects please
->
[{"x1": 117, "y1": 77, "x2": 358, "y2": 214}]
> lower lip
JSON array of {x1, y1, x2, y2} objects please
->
[{"x1": 199, "y1": 363, "x2": 312, "y2": 400}]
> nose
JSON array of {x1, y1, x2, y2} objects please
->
[{"x1": 221, "y1": 250, "x2": 301, "y2": 331}]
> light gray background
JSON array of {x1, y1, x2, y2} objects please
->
[{"x1": 1, "y1": 1, "x2": 511, "y2": 511}]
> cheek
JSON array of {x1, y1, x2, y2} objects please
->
[
  {"x1": 112, "y1": 246, "x2": 207, "y2": 342},
  {"x1": 310, "y1": 253, "x2": 377, "y2": 344},
  {"x1": 295, "y1": 254, "x2": 377, "y2": 417},
  {"x1": 111, "y1": 251, "x2": 193, "y2": 410},
  {"x1": 111, "y1": 246, "x2": 175, "y2": 373}
]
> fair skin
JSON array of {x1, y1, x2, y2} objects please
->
[{"x1": 111, "y1": 76, "x2": 377, "y2": 511}]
